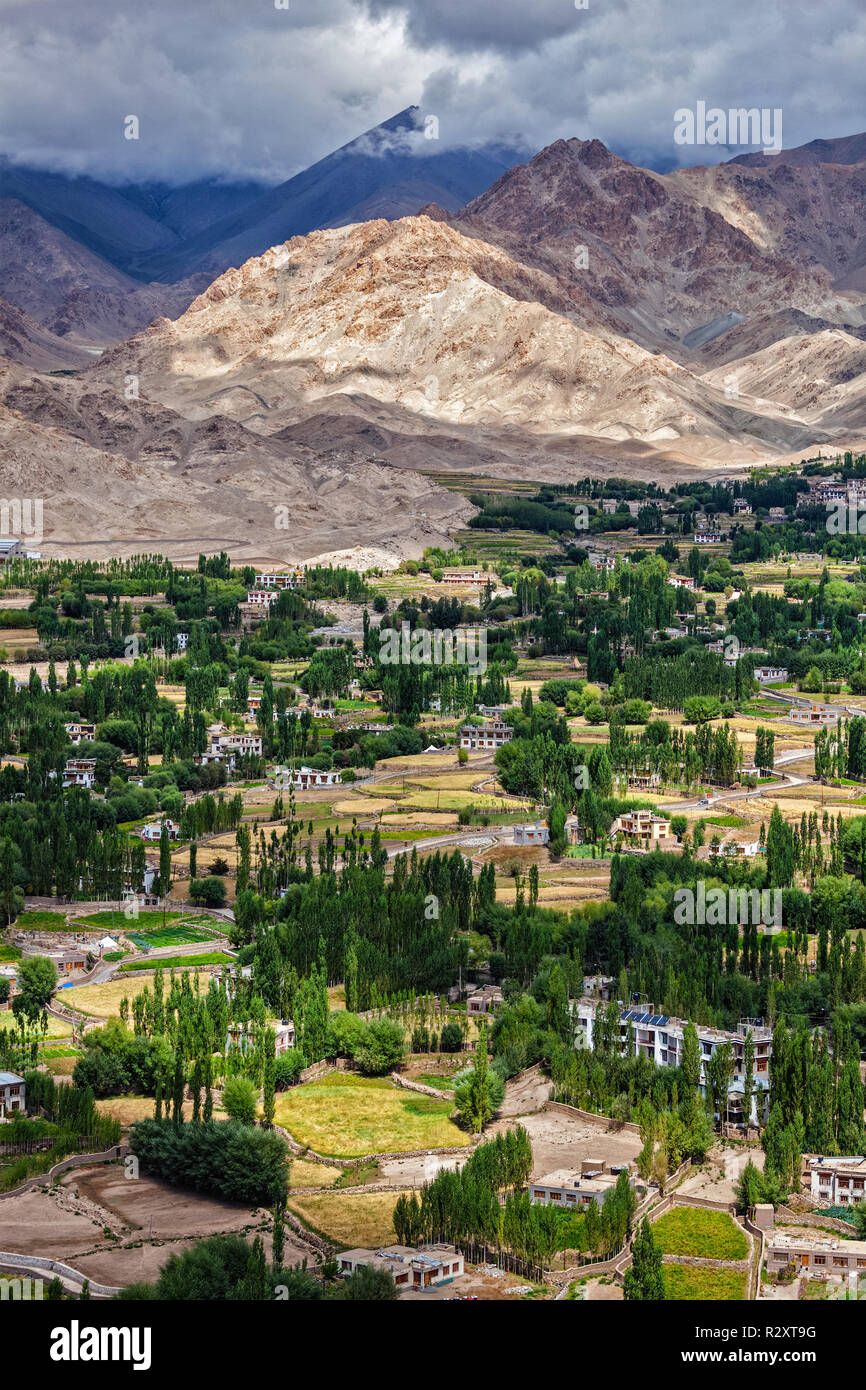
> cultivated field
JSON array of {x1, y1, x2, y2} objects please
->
[{"x1": 273, "y1": 1073, "x2": 470, "y2": 1158}]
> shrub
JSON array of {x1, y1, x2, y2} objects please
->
[{"x1": 439, "y1": 1022, "x2": 465, "y2": 1053}]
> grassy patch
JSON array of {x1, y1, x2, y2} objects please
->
[
  {"x1": 0, "y1": 942, "x2": 21, "y2": 963},
  {"x1": 126, "y1": 924, "x2": 219, "y2": 949},
  {"x1": 663, "y1": 1265, "x2": 747, "y2": 1300},
  {"x1": 120, "y1": 952, "x2": 233, "y2": 971},
  {"x1": 287, "y1": 1158, "x2": 343, "y2": 1190},
  {"x1": 653, "y1": 1208, "x2": 749, "y2": 1261},
  {"x1": 75, "y1": 910, "x2": 183, "y2": 927},
  {"x1": 15, "y1": 911, "x2": 71, "y2": 930},
  {"x1": 287, "y1": 1191, "x2": 404, "y2": 1249},
  {"x1": 273, "y1": 1072, "x2": 468, "y2": 1158}
]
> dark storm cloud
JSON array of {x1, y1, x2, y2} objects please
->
[{"x1": 0, "y1": 0, "x2": 863, "y2": 183}]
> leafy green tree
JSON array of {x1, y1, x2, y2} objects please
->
[
  {"x1": 334, "y1": 1265, "x2": 399, "y2": 1300},
  {"x1": 222, "y1": 1076, "x2": 258, "y2": 1126},
  {"x1": 623, "y1": 1218, "x2": 665, "y2": 1301}
]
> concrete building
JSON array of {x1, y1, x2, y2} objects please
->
[
  {"x1": 754, "y1": 666, "x2": 788, "y2": 684},
  {"x1": 513, "y1": 822, "x2": 549, "y2": 846},
  {"x1": 530, "y1": 1165, "x2": 633, "y2": 1210},
  {"x1": 210, "y1": 731, "x2": 263, "y2": 757},
  {"x1": 766, "y1": 1232, "x2": 866, "y2": 1279},
  {"x1": 288, "y1": 766, "x2": 341, "y2": 790},
  {"x1": 337, "y1": 1244, "x2": 464, "y2": 1289},
  {"x1": 459, "y1": 721, "x2": 513, "y2": 750},
  {"x1": 572, "y1": 1000, "x2": 772, "y2": 1125},
  {"x1": 0, "y1": 1071, "x2": 25, "y2": 1117},
  {"x1": 62, "y1": 758, "x2": 97, "y2": 789},
  {"x1": 612, "y1": 809, "x2": 672, "y2": 846},
  {"x1": 0, "y1": 539, "x2": 23, "y2": 566},
  {"x1": 694, "y1": 532, "x2": 722, "y2": 544},
  {"x1": 808, "y1": 1156, "x2": 866, "y2": 1206},
  {"x1": 139, "y1": 819, "x2": 179, "y2": 843},
  {"x1": 667, "y1": 575, "x2": 696, "y2": 591},
  {"x1": 246, "y1": 590, "x2": 277, "y2": 607},
  {"x1": 788, "y1": 703, "x2": 839, "y2": 726}
]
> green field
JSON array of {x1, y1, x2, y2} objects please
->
[
  {"x1": 126, "y1": 924, "x2": 218, "y2": 950},
  {"x1": 274, "y1": 1072, "x2": 469, "y2": 1158},
  {"x1": 662, "y1": 1265, "x2": 747, "y2": 1300},
  {"x1": 120, "y1": 952, "x2": 234, "y2": 971},
  {"x1": 15, "y1": 911, "x2": 72, "y2": 930},
  {"x1": 75, "y1": 910, "x2": 183, "y2": 927},
  {"x1": 652, "y1": 1208, "x2": 749, "y2": 1261}
]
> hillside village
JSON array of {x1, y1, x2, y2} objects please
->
[{"x1": 1, "y1": 454, "x2": 866, "y2": 1305}]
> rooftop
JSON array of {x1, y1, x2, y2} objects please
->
[{"x1": 0, "y1": 1071, "x2": 25, "y2": 1085}]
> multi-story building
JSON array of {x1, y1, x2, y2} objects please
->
[
  {"x1": 62, "y1": 758, "x2": 97, "y2": 789},
  {"x1": 808, "y1": 1156, "x2": 866, "y2": 1206},
  {"x1": 667, "y1": 574, "x2": 696, "y2": 591},
  {"x1": 572, "y1": 1000, "x2": 772, "y2": 1125},
  {"x1": 246, "y1": 590, "x2": 277, "y2": 607},
  {"x1": 612, "y1": 809, "x2": 672, "y2": 845},
  {"x1": 64, "y1": 722, "x2": 96, "y2": 744},
  {"x1": 210, "y1": 731, "x2": 263, "y2": 757},
  {"x1": 0, "y1": 1071, "x2": 25, "y2": 1117},
  {"x1": 140, "y1": 819, "x2": 179, "y2": 843},
  {"x1": 459, "y1": 721, "x2": 513, "y2": 750}
]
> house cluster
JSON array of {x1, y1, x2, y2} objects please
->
[
  {"x1": 337, "y1": 1244, "x2": 464, "y2": 1290},
  {"x1": 467, "y1": 985, "x2": 504, "y2": 1017},
  {"x1": 0, "y1": 1071, "x2": 26, "y2": 1118},
  {"x1": 571, "y1": 1001, "x2": 772, "y2": 1125},
  {"x1": 530, "y1": 1163, "x2": 634, "y2": 1211},
  {"x1": 808, "y1": 1155, "x2": 866, "y2": 1207},
  {"x1": 612, "y1": 809, "x2": 672, "y2": 846},
  {"x1": 459, "y1": 720, "x2": 513, "y2": 750}
]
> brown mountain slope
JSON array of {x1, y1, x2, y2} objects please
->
[
  {"x1": 0, "y1": 199, "x2": 205, "y2": 349},
  {"x1": 0, "y1": 360, "x2": 474, "y2": 563},
  {"x1": 455, "y1": 139, "x2": 863, "y2": 356}
]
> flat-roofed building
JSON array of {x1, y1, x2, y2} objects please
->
[
  {"x1": 808, "y1": 1156, "x2": 866, "y2": 1206},
  {"x1": 337, "y1": 1244, "x2": 464, "y2": 1289},
  {"x1": 613, "y1": 809, "x2": 672, "y2": 845},
  {"x1": 0, "y1": 1070, "x2": 25, "y2": 1116},
  {"x1": 572, "y1": 1000, "x2": 772, "y2": 1125},
  {"x1": 530, "y1": 1167, "x2": 633, "y2": 1210},
  {"x1": 513, "y1": 822, "x2": 549, "y2": 846},
  {"x1": 766, "y1": 1232, "x2": 866, "y2": 1278}
]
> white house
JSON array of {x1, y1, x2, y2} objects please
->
[
  {"x1": 0, "y1": 1071, "x2": 25, "y2": 1117},
  {"x1": 62, "y1": 758, "x2": 97, "y2": 789},
  {"x1": 210, "y1": 731, "x2": 263, "y2": 757},
  {"x1": 808, "y1": 1156, "x2": 866, "y2": 1207},
  {"x1": 140, "y1": 819, "x2": 179, "y2": 843},
  {"x1": 337, "y1": 1244, "x2": 464, "y2": 1289}
]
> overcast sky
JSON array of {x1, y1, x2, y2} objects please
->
[{"x1": 1, "y1": 0, "x2": 864, "y2": 184}]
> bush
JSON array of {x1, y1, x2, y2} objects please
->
[
  {"x1": 353, "y1": 1018, "x2": 405, "y2": 1075},
  {"x1": 190, "y1": 876, "x2": 227, "y2": 907},
  {"x1": 439, "y1": 1022, "x2": 465, "y2": 1053},
  {"x1": 273, "y1": 1050, "x2": 307, "y2": 1089},
  {"x1": 222, "y1": 1076, "x2": 258, "y2": 1126}
]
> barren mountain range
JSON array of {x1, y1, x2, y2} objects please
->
[{"x1": 1, "y1": 120, "x2": 865, "y2": 563}]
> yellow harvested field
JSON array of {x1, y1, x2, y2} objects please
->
[
  {"x1": 274, "y1": 1073, "x2": 469, "y2": 1158},
  {"x1": 288, "y1": 1158, "x2": 342, "y2": 1189},
  {"x1": 63, "y1": 970, "x2": 211, "y2": 1018},
  {"x1": 288, "y1": 1191, "x2": 405, "y2": 1249},
  {"x1": 332, "y1": 797, "x2": 394, "y2": 816},
  {"x1": 95, "y1": 1096, "x2": 195, "y2": 1124}
]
